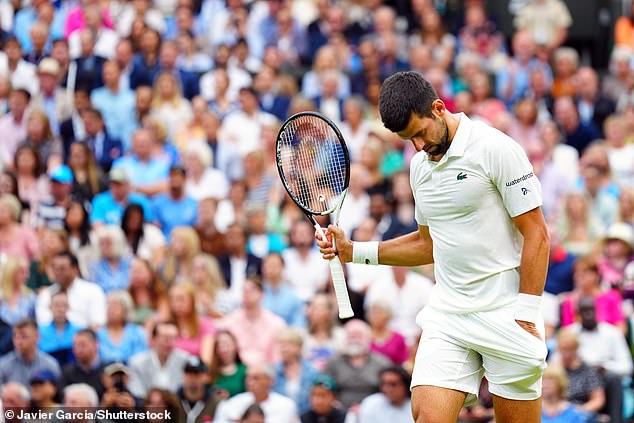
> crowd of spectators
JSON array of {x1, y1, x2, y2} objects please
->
[{"x1": 0, "y1": 0, "x2": 633, "y2": 421}]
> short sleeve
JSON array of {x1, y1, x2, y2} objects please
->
[
  {"x1": 486, "y1": 134, "x2": 543, "y2": 218},
  {"x1": 410, "y1": 153, "x2": 428, "y2": 227},
  {"x1": 554, "y1": 1, "x2": 572, "y2": 28}
]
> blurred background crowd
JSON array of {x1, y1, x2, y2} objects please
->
[{"x1": 0, "y1": 0, "x2": 633, "y2": 421}]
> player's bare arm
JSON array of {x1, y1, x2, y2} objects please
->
[
  {"x1": 316, "y1": 224, "x2": 434, "y2": 266},
  {"x1": 512, "y1": 206, "x2": 550, "y2": 339}
]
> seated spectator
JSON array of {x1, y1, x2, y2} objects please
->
[
  {"x1": 0, "y1": 318, "x2": 60, "y2": 386},
  {"x1": 100, "y1": 362, "x2": 142, "y2": 411},
  {"x1": 90, "y1": 225, "x2": 133, "y2": 293},
  {"x1": 69, "y1": 30, "x2": 106, "y2": 93},
  {"x1": 603, "y1": 115, "x2": 634, "y2": 186},
  {"x1": 36, "y1": 251, "x2": 106, "y2": 328},
  {"x1": 217, "y1": 223, "x2": 262, "y2": 305},
  {"x1": 261, "y1": 252, "x2": 305, "y2": 327},
  {"x1": 560, "y1": 255, "x2": 625, "y2": 332},
  {"x1": 177, "y1": 358, "x2": 221, "y2": 422},
  {"x1": 578, "y1": 144, "x2": 620, "y2": 229},
  {"x1": 37, "y1": 291, "x2": 81, "y2": 365},
  {"x1": 90, "y1": 60, "x2": 136, "y2": 150},
  {"x1": 205, "y1": 68, "x2": 239, "y2": 121},
  {"x1": 120, "y1": 203, "x2": 166, "y2": 264},
  {"x1": 62, "y1": 383, "x2": 100, "y2": 409},
  {"x1": 13, "y1": 144, "x2": 49, "y2": 215},
  {"x1": 191, "y1": 253, "x2": 229, "y2": 318},
  {"x1": 567, "y1": 296, "x2": 633, "y2": 378},
  {"x1": 357, "y1": 366, "x2": 412, "y2": 423},
  {"x1": 34, "y1": 164, "x2": 73, "y2": 231},
  {"x1": 143, "y1": 388, "x2": 181, "y2": 423},
  {"x1": 21, "y1": 109, "x2": 63, "y2": 169},
  {"x1": 514, "y1": 0, "x2": 571, "y2": 50},
  {"x1": 31, "y1": 58, "x2": 72, "y2": 137},
  {"x1": 469, "y1": 72, "x2": 507, "y2": 125},
  {"x1": 246, "y1": 207, "x2": 285, "y2": 259},
  {"x1": 214, "y1": 362, "x2": 298, "y2": 423},
  {"x1": 29, "y1": 369, "x2": 60, "y2": 410},
  {"x1": 556, "y1": 330, "x2": 605, "y2": 419},
  {"x1": 209, "y1": 329, "x2": 247, "y2": 398},
  {"x1": 597, "y1": 223, "x2": 634, "y2": 289},
  {"x1": 0, "y1": 255, "x2": 36, "y2": 326},
  {"x1": 556, "y1": 192, "x2": 604, "y2": 257},
  {"x1": 541, "y1": 365, "x2": 586, "y2": 423},
  {"x1": 0, "y1": 88, "x2": 31, "y2": 170},
  {"x1": 367, "y1": 301, "x2": 408, "y2": 365},
  {"x1": 80, "y1": 107, "x2": 123, "y2": 172},
  {"x1": 365, "y1": 266, "x2": 433, "y2": 347},
  {"x1": 58, "y1": 329, "x2": 106, "y2": 398},
  {"x1": 0, "y1": 194, "x2": 40, "y2": 261},
  {"x1": 64, "y1": 202, "x2": 96, "y2": 277},
  {"x1": 281, "y1": 220, "x2": 328, "y2": 302},
  {"x1": 554, "y1": 97, "x2": 601, "y2": 155},
  {"x1": 127, "y1": 257, "x2": 169, "y2": 326},
  {"x1": 1, "y1": 381, "x2": 31, "y2": 415},
  {"x1": 128, "y1": 320, "x2": 193, "y2": 398},
  {"x1": 324, "y1": 319, "x2": 391, "y2": 409},
  {"x1": 150, "y1": 72, "x2": 193, "y2": 140},
  {"x1": 574, "y1": 67, "x2": 615, "y2": 135},
  {"x1": 159, "y1": 226, "x2": 200, "y2": 286},
  {"x1": 97, "y1": 291, "x2": 148, "y2": 364},
  {"x1": 183, "y1": 141, "x2": 229, "y2": 202},
  {"x1": 551, "y1": 48, "x2": 579, "y2": 98},
  {"x1": 273, "y1": 328, "x2": 319, "y2": 413},
  {"x1": 167, "y1": 282, "x2": 215, "y2": 363},
  {"x1": 90, "y1": 167, "x2": 154, "y2": 226},
  {"x1": 173, "y1": 95, "x2": 207, "y2": 150},
  {"x1": 111, "y1": 128, "x2": 170, "y2": 197},
  {"x1": 152, "y1": 165, "x2": 198, "y2": 238},
  {"x1": 68, "y1": 142, "x2": 106, "y2": 205},
  {"x1": 219, "y1": 277, "x2": 286, "y2": 366},
  {"x1": 300, "y1": 375, "x2": 346, "y2": 423},
  {"x1": 302, "y1": 294, "x2": 345, "y2": 372},
  {"x1": 215, "y1": 181, "x2": 248, "y2": 233},
  {"x1": 27, "y1": 227, "x2": 67, "y2": 291},
  {"x1": 194, "y1": 197, "x2": 227, "y2": 258}
]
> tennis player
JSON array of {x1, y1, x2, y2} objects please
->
[{"x1": 317, "y1": 71, "x2": 550, "y2": 423}]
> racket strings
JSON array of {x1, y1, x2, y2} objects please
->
[{"x1": 279, "y1": 115, "x2": 346, "y2": 214}]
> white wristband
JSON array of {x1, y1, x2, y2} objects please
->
[
  {"x1": 514, "y1": 293, "x2": 542, "y2": 323},
  {"x1": 352, "y1": 241, "x2": 379, "y2": 265}
]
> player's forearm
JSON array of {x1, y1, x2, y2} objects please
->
[
  {"x1": 518, "y1": 228, "x2": 549, "y2": 296},
  {"x1": 376, "y1": 231, "x2": 434, "y2": 266}
]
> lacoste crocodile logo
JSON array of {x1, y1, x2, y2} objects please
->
[{"x1": 457, "y1": 172, "x2": 468, "y2": 181}]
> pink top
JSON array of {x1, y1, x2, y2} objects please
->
[
  {"x1": 0, "y1": 225, "x2": 40, "y2": 261},
  {"x1": 174, "y1": 316, "x2": 215, "y2": 357},
  {"x1": 64, "y1": 7, "x2": 114, "y2": 39},
  {"x1": 560, "y1": 289, "x2": 625, "y2": 327},
  {"x1": 219, "y1": 309, "x2": 287, "y2": 366},
  {"x1": 370, "y1": 331, "x2": 409, "y2": 365}
]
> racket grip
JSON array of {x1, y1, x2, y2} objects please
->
[
  {"x1": 314, "y1": 224, "x2": 354, "y2": 319},
  {"x1": 329, "y1": 259, "x2": 354, "y2": 318}
]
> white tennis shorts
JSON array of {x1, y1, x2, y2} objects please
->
[{"x1": 411, "y1": 305, "x2": 548, "y2": 406}]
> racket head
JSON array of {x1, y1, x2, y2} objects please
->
[{"x1": 276, "y1": 112, "x2": 351, "y2": 216}]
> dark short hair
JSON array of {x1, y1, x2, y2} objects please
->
[
  {"x1": 82, "y1": 108, "x2": 103, "y2": 121},
  {"x1": 379, "y1": 366, "x2": 412, "y2": 397},
  {"x1": 13, "y1": 318, "x2": 38, "y2": 331},
  {"x1": 379, "y1": 71, "x2": 438, "y2": 133},
  {"x1": 53, "y1": 251, "x2": 79, "y2": 269},
  {"x1": 12, "y1": 88, "x2": 31, "y2": 102},
  {"x1": 151, "y1": 320, "x2": 178, "y2": 338},
  {"x1": 75, "y1": 328, "x2": 97, "y2": 342}
]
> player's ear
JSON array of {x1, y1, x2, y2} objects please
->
[{"x1": 431, "y1": 99, "x2": 446, "y2": 117}]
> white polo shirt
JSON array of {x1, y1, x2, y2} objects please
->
[{"x1": 410, "y1": 114, "x2": 542, "y2": 314}]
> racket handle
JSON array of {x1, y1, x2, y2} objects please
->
[{"x1": 315, "y1": 224, "x2": 354, "y2": 319}]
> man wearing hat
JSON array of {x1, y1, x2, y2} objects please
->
[
  {"x1": 177, "y1": 358, "x2": 220, "y2": 423},
  {"x1": 34, "y1": 164, "x2": 74, "y2": 230},
  {"x1": 31, "y1": 57, "x2": 73, "y2": 137},
  {"x1": 90, "y1": 166, "x2": 153, "y2": 226},
  {"x1": 29, "y1": 369, "x2": 60, "y2": 411},
  {"x1": 101, "y1": 362, "x2": 142, "y2": 415},
  {"x1": 300, "y1": 375, "x2": 346, "y2": 423}
]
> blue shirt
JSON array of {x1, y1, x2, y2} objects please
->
[
  {"x1": 542, "y1": 405, "x2": 586, "y2": 423},
  {"x1": 90, "y1": 87, "x2": 136, "y2": 150},
  {"x1": 14, "y1": 7, "x2": 65, "y2": 54},
  {"x1": 0, "y1": 350, "x2": 61, "y2": 387},
  {"x1": 97, "y1": 323, "x2": 148, "y2": 364},
  {"x1": 90, "y1": 191, "x2": 154, "y2": 225},
  {"x1": 273, "y1": 360, "x2": 319, "y2": 413},
  {"x1": 151, "y1": 194, "x2": 197, "y2": 237},
  {"x1": 89, "y1": 256, "x2": 132, "y2": 293},
  {"x1": 112, "y1": 156, "x2": 170, "y2": 189},
  {"x1": 0, "y1": 292, "x2": 36, "y2": 326},
  {"x1": 262, "y1": 283, "x2": 306, "y2": 328},
  {"x1": 38, "y1": 321, "x2": 82, "y2": 354}
]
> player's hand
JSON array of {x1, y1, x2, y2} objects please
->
[
  {"x1": 315, "y1": 225, "x2": 353, "y2": 263},
  {"x1": 515, "y1": 320, "x2": 543, "y2": 340}
]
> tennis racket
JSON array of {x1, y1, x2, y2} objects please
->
[{"x1": 275, "y1": 112, "x2": 354, "y2": 319}]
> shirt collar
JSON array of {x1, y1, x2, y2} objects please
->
[{"x1": 445, "y1": 113, "x2": 472, "y2": 159}]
